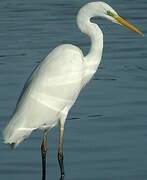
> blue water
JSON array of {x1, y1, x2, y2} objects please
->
[{"x1": 0, "y1": 0, "x2": 147, "y2": 180}]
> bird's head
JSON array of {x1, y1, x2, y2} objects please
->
[
  {"x1": 97, "y1": 2, "x2": 144, "y2": 36},
  {"x1": 85, "y1": 1, "x2": 144, "y2": 36}
]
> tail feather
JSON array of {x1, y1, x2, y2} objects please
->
[{"x1": 3, "y1": 121, "x2": 33, "y2": 147}]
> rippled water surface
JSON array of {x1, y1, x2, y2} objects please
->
[{"x1": 0, "y1": 0, "x2": 147, "y2": 180}]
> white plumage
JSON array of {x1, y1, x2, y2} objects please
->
[
  {"x1": 3, "y1": 1, "x2": 142, "y2": 149},
  {"x1": 4, "y1": 41, "x2": 101, "y2": 146},
  {"x1": 4, "y1": 44, "x2": 84, "y2": 145}
]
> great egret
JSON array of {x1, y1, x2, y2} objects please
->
[{"x1": 3, "y1": 1, "x2": 143, "y2": 180}]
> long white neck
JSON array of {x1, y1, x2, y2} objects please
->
[{"x1": 77, "y1": 3, "x2": 103, "y2": 66}]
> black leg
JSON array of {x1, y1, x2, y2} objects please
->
[
  {"x1": 58, "y1": 151, "x2": 64, "y2": 180},
  {"x1": 58, "y1": 123, "x2": 65, "y2": 180},
  {"x1": 41, "y1": 130, "x2": 48, "y2": 180}
]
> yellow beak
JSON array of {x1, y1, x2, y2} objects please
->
[{"x1": 115, "y1": 16, "x2": 144, "y2": 36}]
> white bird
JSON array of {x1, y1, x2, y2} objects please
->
[{"x1": 3, "y1": 1, "x2": 143, "y2": 180}]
